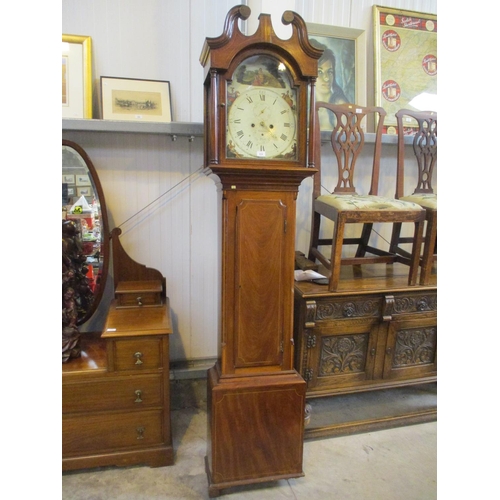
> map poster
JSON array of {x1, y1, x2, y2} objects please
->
[{"x1": 373, "y1": 6, "x2": 437, "y2": 133}]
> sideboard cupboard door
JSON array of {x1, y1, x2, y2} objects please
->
[
  {"x1": 383, "y1": 315, "x2": 437, "y2": 380},
  {"x1": 306, "y1": 320, "x2": 378, "y2": 393}
]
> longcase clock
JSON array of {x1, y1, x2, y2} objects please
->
[{"x1": 199, "y1": 5, "x2": 322, "y2": 497}]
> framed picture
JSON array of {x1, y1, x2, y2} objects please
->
[
  {"x1": 62, "y1": 174, "x2": 75, "y2": 184},
  {"x1": 373, "y1": 6, "x2": 437, "y2": 133},
  {"x1": 307, "y1": 23, "x2": 366, "y2": 131},
  {"x1": 75, "y1": 174, "x2": 91, "y2": 186},
  {"x1": 77, "y1": 186, "x2": 93, "y2": 197},
  {"x1": 62, "y1": 34, "x2": 93, "y2": 119},
  {"x1": 100, "y1": 77, "x2": 173, "y2": 122}
]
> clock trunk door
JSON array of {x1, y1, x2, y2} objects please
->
[{"x1": 225, "y1": 191, "x2": 295, "y2": 375}]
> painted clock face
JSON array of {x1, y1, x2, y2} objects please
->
[{"x1": 226, "y1": 55, "x2": 298, "y2": 160}]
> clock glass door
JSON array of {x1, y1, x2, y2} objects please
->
[{"x1": 226, "y1": 55, "x2": 298, "y2": 160}]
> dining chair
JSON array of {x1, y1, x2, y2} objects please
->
[
  {"x1": 307, "y1": 102, "x2": 426, "y2": 291},
  {"x1": 389, "y1": 109, "x2": 437, "y2": 285}
]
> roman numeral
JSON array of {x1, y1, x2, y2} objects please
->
[
  {"x1": 247, "y1": 140, "x2": 253, "y2": 148},
  {"x1": 246, "y1": 96, "x2": 253, "y2": 103},
  {"x1": 259, "y1": 93, "x2": 265, "y2": 101},
  {"x1": 233, "y1": 119, "x2": 241, "y2": 124},
  {"x1": 260, "y1": 145, "x2": 265, "y2": 152},
  {"x1": 284, "y1": 123, "x2": 290, "y2": 127},
  {"x1": 280, "y1": 134, "x2": 287, "y2": 141},
  {"x1": 237, "y1": 130, "x2": 244, "y2": 138}
]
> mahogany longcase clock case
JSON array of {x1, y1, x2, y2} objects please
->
[{"x1": 200, "y1": 5, "x2": 322, "y2": 496}]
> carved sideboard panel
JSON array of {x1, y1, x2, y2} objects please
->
[{"x1": 294, "y1": 287, "x2": 437, "y2": 396}]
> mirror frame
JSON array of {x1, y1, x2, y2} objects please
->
[{"x1": 63, "y1": 139, "x2": 110, "y2": 325}]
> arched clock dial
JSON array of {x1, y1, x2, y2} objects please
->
[
  {"x1": 227, "y1": 87, "x2": 297, "y2": 159},
  {"x1": 226, "y1": 55, "x2": 298, "y2": 160}
]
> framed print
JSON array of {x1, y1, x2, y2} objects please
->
[
  {"x1": 75, "y1": 174, "x2": 90, "y2": 186},
  {"x1": 101, "y1": 77, "x2": 173, "y2": 122},
  {"x1": 62, "y1": 34, "x2": 93, "y2": 119},
  {"x1": 62, "y1": 174, "x2": 75, "y2": 184},
  {"x1": 373, "y1": 6, "x2": 437, "y2": 133},
  {"x1": 77, "y1": 186, "x2": 93, "y2": 197},
  {"x1": 307, "y1": 23, "x2": 366, "y2": 131}
]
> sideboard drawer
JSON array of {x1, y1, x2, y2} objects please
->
[
  {"x1": 62, "y1": 374, "x2": 162, "y2": 413},
  {"x1": 312, "y1": 295, "x2": 383, "y2": 323},
  {"x1": 112, "y1": 338, "x2": 163, "y2": 371},
  {"x1": 62, "y1": 409, "x2": 164, "y2": 455}
]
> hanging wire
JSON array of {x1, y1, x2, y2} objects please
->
[{"x1": 116, "y1": 166, "x2": 204, "y2": 229}]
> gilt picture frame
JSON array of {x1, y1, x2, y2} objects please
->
[
  {"x1": 373, "y1": 5, "x2": 437, "y2": 133},
  {"x1": 306, "y1": 23, "x2": 366, "y2": 131},
  {"x1": 62, "y1": 34, "x2": 93, "y2": 119},
  {"x1": 100, "y1": 77, "x2": 173, "y2": 122}
]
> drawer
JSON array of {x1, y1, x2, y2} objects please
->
[
  {"x1": 115, "y1": 280, "x2": 163, "y2": 308},
  {"x1": 116, "y1": 291, "x2": 162, "y2": 308},
  {"x1": 390, "y1": 292, "x2": 437, "y2": 317},
  {"x1": 62, "y1": 409, "x2": 164, "y2": 456},
  {"x1": 112, "y1": 338, "x2": 163, "y2": 371},
  {"x1": 312, "y1": 295, "x2": 382, "y2": 323},
  {"x1": 62, "y1": 374, "x2": 162, "y2": 413}
]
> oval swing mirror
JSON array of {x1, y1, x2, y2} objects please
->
[{"x1": 62, "y1": 140, "x2": 110, "y2": 326}]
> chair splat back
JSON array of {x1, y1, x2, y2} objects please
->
[
  {"x1": 314, "y1": 102, "x2": 387, "y2": 198},
  {"x1": 396, "y1": 109, "x2": 437, "y2": 197}
]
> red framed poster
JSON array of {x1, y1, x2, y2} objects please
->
[{"x1": 373, "y1": 6, "x2": 437, "y2": 134}]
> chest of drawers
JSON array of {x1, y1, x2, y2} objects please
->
[{"x1": 62, "y1": 299, "x2": 173, "y2": 471}]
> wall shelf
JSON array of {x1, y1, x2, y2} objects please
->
[
  {"x1": 62, "y1": 118, "x2": 204, "y2": 137},
  {"x1": 62, "y1": 119, "x2": 410, "y2": 145}
]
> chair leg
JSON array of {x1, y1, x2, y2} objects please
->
[
  {"x1": 419, "y1": 211, "x2": 437, "y2": 285},
  {"x1": 355, "y1": 223, "x2": 373, "y2": 257},
  {"x1": 408, "y1": 220, "x2": 424, "y2": 286},
  {"x1": 308, "y1": 210, "x2": 321, "y2": 262},
  {"x1": 328, "y1": 215, "x2": 344, "y2": 292},
  {"x1": 389, "y1": 222, "x2": 403, "y2": 254}
]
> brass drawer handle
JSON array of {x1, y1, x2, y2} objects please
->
[
  {"x1": 134, "y1": 390, "x2": 143, "y2": 403},
  {"x1": 134, "y1": 352, "x2": 143, "y2": 365},
  {"x1": 136, "y1": 426, "x2": 145, "y2": 439}
]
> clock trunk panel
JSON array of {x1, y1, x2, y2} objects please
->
[
  {"x1": 235, "y1": 197, "x2": 286, "y2": 369},
  {"x1": 223, "y1": 191, "x2": 296, "y2": 375}
]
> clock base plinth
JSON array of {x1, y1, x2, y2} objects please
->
[{"x1": 205, "y1": 365, "x2": 306, "y2": 497}]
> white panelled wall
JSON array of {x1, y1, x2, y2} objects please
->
[{"x1": 62, "y1": 0, "x2": 437, "y2": 365}]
